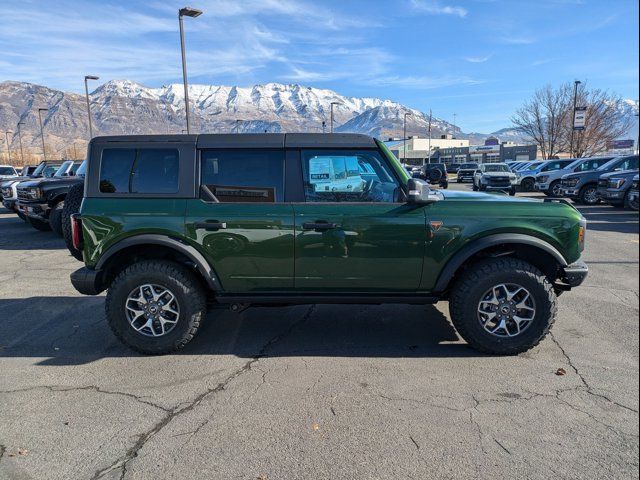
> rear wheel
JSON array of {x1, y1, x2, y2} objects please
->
[
  {"x1": 26, "y1": 216, "x2": 51, "y2": 231},
  {"x1": 62, "y1": 184, "x2": 84, "y2": 261},
  {"x1": 578, "y1": 184, "x2": 599, "y2": 205},
  {"x1": 49, "y1": 201, "x2": 64, "y2": 236},
  {"x1": 449, "y1": 258, "x2": 557, "y2": 355},
  {"x1": 105, "y1": 260, "x2": 207, "y2": 354}
]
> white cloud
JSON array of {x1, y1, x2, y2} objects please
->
[
  {"x1": 366, "y1": 75, "x2": 482, "y2": 89},
  {"x1": 464, "y1": 55, "x2": 492, "y2": 63},
  {"x1": 410, "y1": 0, "x2": 468, "y2": 18}
]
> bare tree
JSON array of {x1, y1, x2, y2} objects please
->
[
  {"x1": 511, "y1": 84, "x2": 571, "y2": 159},
  {"x1": 565, "y1": 85, "x2": 633, "y2": 157},
  {"x1": 512, "y1": 82, "x2": 633, "y2": 159}
]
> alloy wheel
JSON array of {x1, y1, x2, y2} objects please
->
[
  {"x1": 125, "y1": 284, "x2": 180, "y2": 337},
  {"x1": 477, "y1": 283, "x2": 536, "y2": 337}
]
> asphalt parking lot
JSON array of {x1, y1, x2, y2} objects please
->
[{"x1": 0, "y1": 183, "x2": 638, "y2": 480}]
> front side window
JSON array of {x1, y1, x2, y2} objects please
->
[
  {"x1": 201, "y1": 149, "x2": 285, "y2": 202},
  {"x1": 99, "y1": 148, "x2": 179, "y2": 194},
  {"x1": 301, "y1": 150, "x2": 400, "y2": 203},
  {"x1": 0, "y1": 167, "x2": 15, "y2": 175}
]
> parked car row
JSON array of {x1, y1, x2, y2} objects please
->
[{"x1": 0, "y1": 160, "x2": 86, "y2": 245}]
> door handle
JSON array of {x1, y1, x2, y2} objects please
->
[
  {"x1": 195, "y1": 221, "x2": 227, "y2": 231},
  {"x1": 302, "y1": 221, "x2": 337, "y2": 231}
]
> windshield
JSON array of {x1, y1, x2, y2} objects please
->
[
  {"x1": 0, "y1": 166, "x2": 16, "y2": 175},
  {"x1": 460, "y1": 163, "x2": 478, "y2": 169},
  {"x1": 32, "y1": 162, "x2": 47, "y2": 176},
  {"x1": 76, "y1": 161, "x2": 87, "y2": 176},
  {"x1": 525, "y1": 162, "x2": 543, "y2": 170},
  {"x1": 483, "y1": 164, "x2": 510, "y2": 172},
  {"x1": 54, "y1": 161, "x2": 73, "y2": 177},
  {"x1": 597, "y1": 157, "x2": 622, "y2": 171}
]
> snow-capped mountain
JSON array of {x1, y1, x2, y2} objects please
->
[{"x1": 0, "y1": 79, "x2": 461, "y2": 159}]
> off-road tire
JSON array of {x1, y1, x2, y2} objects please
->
[
  {"x1": 49, "y1": 201, "x2": 64, "y2": 237},
  {"x1": 577, "y1": 184, "x2": 599, "y2": 205},
  {"x1": 27, "y1": 216, "x2": 51, "y2": 231},
  {"x1": 449, "y1": 258, "x2": 557, "y2": 355},
  {"x1": 105, "y1": 260, "x2": 207, "y2": 355},
  {"x1": 62, "y1": 183, "x2": 84, "y2": 261}
]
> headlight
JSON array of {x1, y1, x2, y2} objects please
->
[
  {"x1": 608, "y1": 179, "x2": 626, "y2": 189},
  {"x1": 537, "y1": 175, "x2": 549, "y2": 183}
]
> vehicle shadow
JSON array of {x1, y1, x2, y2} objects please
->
[
  {"x1": 0, "y1": 297, "x2": 482, "y2": 366},
  {"x1": 0, "y1": 214, "x2": 67, "y2": 250}
]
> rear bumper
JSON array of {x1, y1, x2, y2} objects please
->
[
  {"x1": 70, "y1": 267, "x2": 104, "y2": 295},
  {"x1": 559, "y1": 260, "x2": 589, "y2": 288}
]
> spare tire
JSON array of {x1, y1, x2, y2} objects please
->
[
  {"x1": 62, "y1": 183, "x2": 84, "y2": 261},
  {"x1": 428, "y1": 168, "x2": 443, "y2": 182}
]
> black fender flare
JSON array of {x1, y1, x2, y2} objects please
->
[
  {"x1": 433, "y1": 233, "x2": 568, "y2": 293},
  {"x1": 96, "y1": 234, "x2": 222, "y2": 291}
]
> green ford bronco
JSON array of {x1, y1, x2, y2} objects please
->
[{"x1": 70, "y1": 133, "x2": 588, "y2": 355}]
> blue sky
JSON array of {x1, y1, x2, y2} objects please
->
[{"x1": 0, "y1": 0, "x2": 638, "y2": 132}]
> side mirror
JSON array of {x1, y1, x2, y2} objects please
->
[{"x1": 407, "y1": 178, "x2": 440, "y2": 204}]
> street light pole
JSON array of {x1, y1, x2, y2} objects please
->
[
  {"x1": 427, "y1": 109, "x2": 432, "y2": 165},
  {"x1": 4, "y1": 131, "x2": 12, "y2": 163},
  {"x1": 452, "y1": 113, "x2": 457, "y2": 139},
  {"x1": 330, "y1": 102, "x2": 340, "y2": 133},
  {"x1": 322, "y1": 121, "x2": 326, "y2": 134},
  {"x1": 403, "y1": 112, "x2": 412, "y2": 164},
  {"x1": 84, "y1": 75, "x2": 100, "y2": 139},
  {"x1": 38, "y1": 108, "x2": 48, "y2": 161},
  {"x1": 178, "y1": 7, "x2": 203, "y2": 135},
  {"x1": 569, "y1": 80, "x2": 581, "y2": 158},
  {"x1": 17, "y1": 122, "x2": 25, "y2": 164}
]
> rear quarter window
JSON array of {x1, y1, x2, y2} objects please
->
[{"x1": 99, "y1": 148, "x2": 180, "y2": 194}]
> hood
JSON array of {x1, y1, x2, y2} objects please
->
[
  {"x1": 18, "y1": 177, "x2": 82, "y2": 189},
  {"x1": 441, "y1": 190, "x2": 536, "y2": 202},
  {"x1": 563, "y1": 169, "x2": 602, "y2": 180},
  {"x1": 598, "y1": 169, "x2": 639, "y2": 180}
]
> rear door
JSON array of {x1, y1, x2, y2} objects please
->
[
  {"x1": 292, "y1": 148, "x2": 426, "y2": 292},
  {"x1": 184, "y1": 148, "x2": 295, "y2": 293}
]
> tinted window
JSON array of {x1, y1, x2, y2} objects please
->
[
  {"x1": 301, "y1": 150, "x2": 399, "y2": 203},
  {"x1": 54, "y1": 161, "x2": 73, "y2": 177},
  {"x1": 201, "y1": 150, "x2": 284, "y2": 202},
  {"x1": 131, "y1": 149, "x2": 179, "y2": 194},
  {"x1": 100, "y1": 149, "x2": 135, "y2": 193},
  {"x1": 616, "y1": 155, "x2": 639, "y2": 171},
  {"x1": 0, "y1": 167, "x2": 15, "y2": 175}
]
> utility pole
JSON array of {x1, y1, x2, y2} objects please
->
[
  {"x1": 4, "y1": 131, "x2": 12, "y2": 163},
  {"x1": 452, "y1": 113, "x2": 457, "y2": 138},
  {"x1": 427, "y1": 109, "x2": 432, "y2": 165},
  {"x1": 403, "y1": 112, "x2": 412, "y2": 164},
  {"x1": 38, "y1": 108, "x2": 48, "y2": 161},
  {"x1": 84, "y1": 75, "x2": 99, "y2": 138},
  {"x1": 569, "y1": 80, "x2": 581, "y2": 158},
  {"x1": 17, "y1": 122, "x2": 25, "y2": 163},
  {"x1": 330, "y1": 102, "x2": 340, "y2": 133},
  {"x1": 178, "y1": 7, "x2": 203, "y2": 134}
]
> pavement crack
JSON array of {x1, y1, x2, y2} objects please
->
[
  {"x1": 409, "y1": 435, "x2": 420, "y2": 450},
  {"x1": 0, "y1": 444, "x2": 6, "y2": 463},
  {"x1": 494, "y1": 438, "x2": 511, "y2": 455},
  {"x1": 90, "y1": 305, "x2": 316, "y2": 480}
]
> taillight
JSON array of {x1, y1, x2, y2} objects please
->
[
  {"x1": 71, "y1": 214, "x2": 83, "y2": 251},
  {"x1": 578, "y1": 226, "x2": 586, "y2": 252}
]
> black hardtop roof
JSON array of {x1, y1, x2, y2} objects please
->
[{"x1": 90, "y1": 133, "x2": 377, "y2": 149}]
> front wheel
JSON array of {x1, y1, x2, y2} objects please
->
[
  {"x1": 49, "y1": 201, "x2": 64, "y2": 237},
  {"x1": 521, "y1": 178, "x2": 535, "y2": 192},
  {"x1": 449, "y1": 258, "x2": 557, "y2": 355},
  {"x1": 27, "y1": 216, "x2": 52, "y2": 231},
  {"x1": 578, "y1": 184, "x2": 599, "y2": 205},
  {"x1": 625, "y1": 190, "x2": 639, "y2": 211},
  {"x1": 105, "y1": 260, "x2": 207, "y2": 354},
  {"x1": 547, "y1": 180, "x2": 563, "y2": 197}
]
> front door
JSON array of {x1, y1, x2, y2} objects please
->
[
  {"x1": 185, "y1": 149, "x2": 294, "y2": 292},
  {"x1": 293, "y1": 149, "x2": 426, "y2": 291}
]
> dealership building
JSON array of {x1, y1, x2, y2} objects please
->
[{"x1": 387, "y1": 136, "x2": 537, "y2": 165}]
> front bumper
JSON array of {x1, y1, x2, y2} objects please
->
[
  {"x1": 598, "y1": 189, "x2": 626, "y2": 203},
  {"x1": 559, "y1": 260, "x2": 589, "y2": 288},
  {"x1": 560, "y1": 187, "x2": 580, "y2": 197},
  {"x1": 70, "y1": 267, "x2": 103, "y2": 295},
  {"x1": 535, "y1": 182, "x2": 549, "y2": 191},
  {"x1": 16, "y1": 201, "x2": 50, "y2": 220}
]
